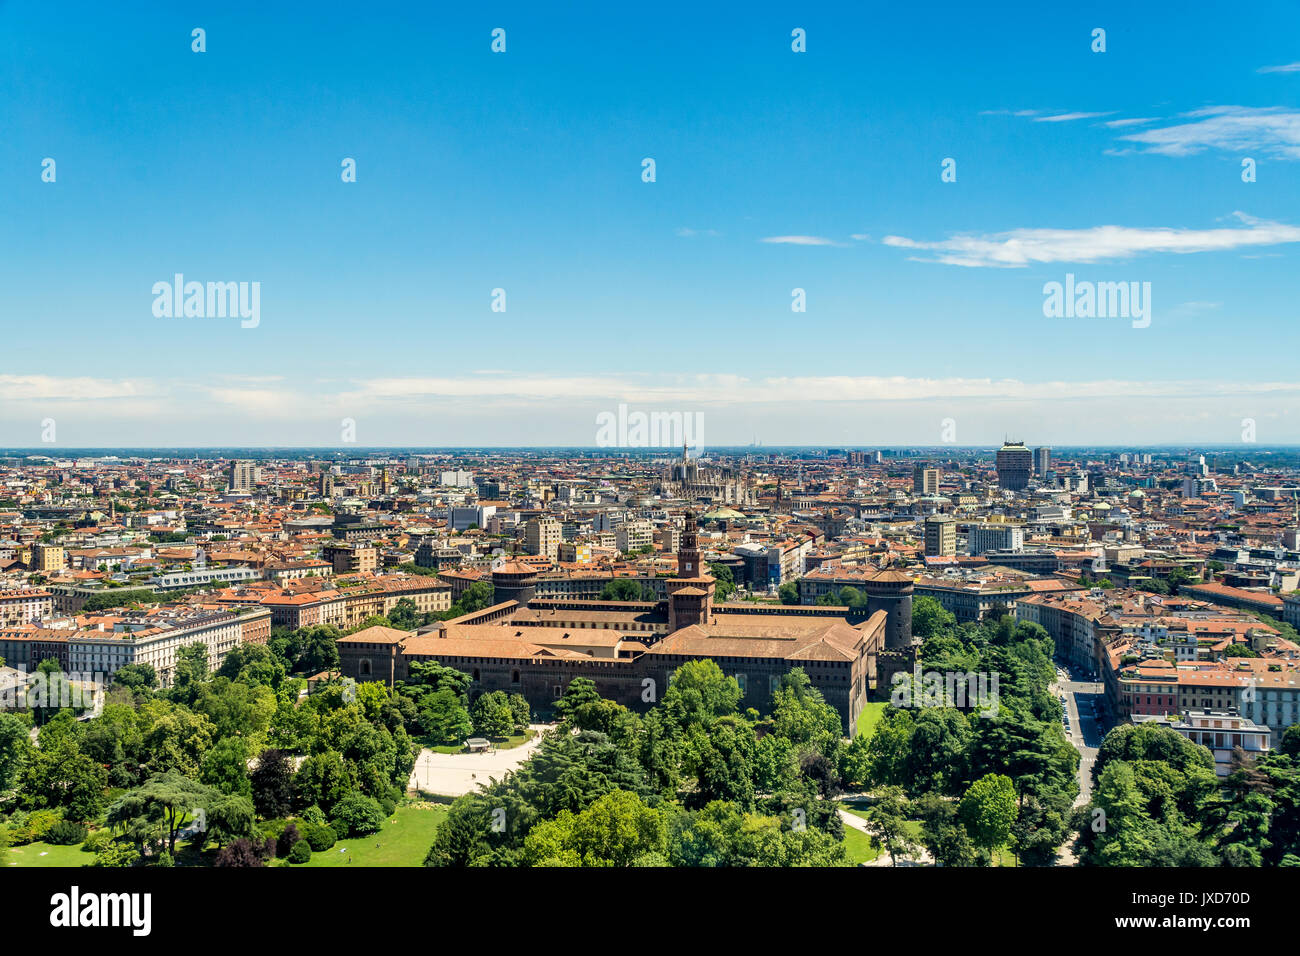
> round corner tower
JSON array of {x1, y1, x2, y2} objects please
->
[{"x1": 864, "y1": 569, "x2": 914, "y2": 649}]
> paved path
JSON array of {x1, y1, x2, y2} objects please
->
[
  {"x1": 838, "y1": 807, "x2": 934, "y2": 867},
  {"x1": 409, "y1": 724, "x2": 551, "y2": 796}
]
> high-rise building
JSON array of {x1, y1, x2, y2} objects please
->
[
  {"x1": 995, "y1": 441, "x2": 1033, "y2": 491},
  {"x1": 913, "y1": 465, "x2": 940, "y2": 495},
  {"x1": 923, "y1": 514, "x2": 956, "y2": 557},
  {"x1": 524, "y1": 516, "x2": 562, "y2": 560},
  {"x1": 228, "y1": 460, "x2": 258, "y2": 492},
  {"x1": 1034, "y1": 446, "x2": 1052, "y2": 478}
]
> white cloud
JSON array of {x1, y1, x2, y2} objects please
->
[
  {"x1": 0, "y1": 375, "x2": 146, "y2": 401},
  {"x1": 882, "y1": 212, "x2": 1300, "y2": 267},
  {"x1": 1118, "y1": 105, "x2": 1300, "y2": 158},
  {"x1": 758, "y1": 235, "x2": 844, "y2": 246},
  {"x1": 1034, "y1": 111, "x2": 1115, "y2": 123},
  {"x1": 1258, "y1": 62, "x2": 1300, "y2": 73},
  {"x1": 6, "y1": 373, "x2": 1300, "y2": 444}
]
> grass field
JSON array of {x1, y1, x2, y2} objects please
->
[
  {"x1": 5, "y1": 842, "x2": 89, "y2": 867},
  {"x1": 855, "y1": 702, "x2": 887, "y2": 739},
  {"x1": 296, "y1": 803, "x2": 448, "y2": 867},
  {"x1": 841, "y1": 826, "x2": 882, "y2": 864}
]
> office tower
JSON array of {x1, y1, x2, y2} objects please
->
[
  {"x1": 995, "y1": 441, "x2": 1033, "y2": 491},
  {"x1": 968, "y1": 523, "x2": 1025, "y2": 555},
  {"x1": 1034, "y1": 446, "x2": 1051, "y2": 478}
]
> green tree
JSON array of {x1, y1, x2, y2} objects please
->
[
  {"x1": 707, "y1": 563, "x2": 736, "y2": 602},
  {"x1": 959, "y1": 773, "x2": 1018, "y2": 858},
  {"x1": 421, "y1": 687, "x2": 473, "y2": 745},
  {"x1": 471, "y1": 691, "x2": 515, "y2": 739},
  {"x1": 522, "y1": 789, "x2": 666, "y2": 867},
  {"x1": 600, "y1": 578, "x2": 646, "y2": 602},
  {"x1": 107, "y1": 772, "x2": 218, "y2": 856},
  {"x1": 912, "y1": 595, "x2": 957, "y2": 641},
  {"x1": 862, "y1": 785, "x2": 919, "y2": 866},
  {"x1": 113, "y1": 663, "x2": 158, "y2": 692},
  {"x1": 200, "y1": 737, "x2": 252, "y2": 797},
  {"x1": 554, "y1": 678, "x2": 603, "y2": 722}
]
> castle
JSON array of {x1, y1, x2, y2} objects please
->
[{"x1": 339, "y1": 511, "x2": 913, "y2": 730}]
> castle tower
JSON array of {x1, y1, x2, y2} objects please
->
[
  {"x1": 679, "y1": 509, "x2": 701, "y2": 578},
  {"x1": 866, "y1": 568, "x2": 917, "y2": 700},
  {"x1": 667, "y1": 510, "x2": 714, "y2": 630},
  {"x1": 864, "y1": 569, "x2": 914, "y2": 649},
  {"x1": 492, "y1": 560, "x2": 539, "y2": 606}
]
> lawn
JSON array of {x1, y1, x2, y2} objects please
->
[
  {"x1": 855, "y1": 702, "x2": 887, "y2": 739},
  {"x1": 841, "y1": 826, "x2": 882, "y2": 864},
  {"x1": 421, "y1": 730, "x2": 535, "y2": 754},
  {"x1": 5, "y1": 842, "x2": 90, "y2": 867},
  {"x1": 296, "y1": 803, "x2": 448, "y2": 867}
]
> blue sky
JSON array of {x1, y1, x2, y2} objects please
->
[{"x1": 2, "y1": 0, "x2": 1299, "y2": 446}]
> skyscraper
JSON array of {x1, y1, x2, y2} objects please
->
[
  {"x1": 228, "y1": 460, "x2": 258, "y2": 492},
  {"x1": 995, "y1": 441, "x2": 1033, "y2": 491},
  {"x1": 1034, "y1": 446, "x2": 1051, "y2": 478}
]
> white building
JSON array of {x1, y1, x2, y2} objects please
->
[{"x1": 68, "y1": 609, "x2": 244, "y2": 687}]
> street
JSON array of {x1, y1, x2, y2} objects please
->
[{"x1": 1050, "y1": 663, "x2": 1108, "y2": 807}]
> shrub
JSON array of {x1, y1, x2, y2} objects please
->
[
  {"x1": 301, "y1": 805, "x2": 327, "y2": 826},
  {"x1": 330, "y1": 793, "x2": 386, "y2": 837},
  {"x1": 90, "y1": 841, "x2": 140, "y2": 867},
  {"x1": 45, "y1": 820, "x2": 88, "y2": 846},
  {"x1": 303, "y1": 822, "x2": 337, "y2": 852},
  {"x1": 277, "y1": 822, "x2": 301, "y2": 857},
  {"x1": 81, "y1": 829, "x2": 114, "y2": 853},
  {"x1": 288, "y1": 839, "x2": 312, "y2": 864},
  {"x1": 214, "y1": 837, "x2": 273, "y2": 868},
  {"x1": 8, "y1": 809, "x2": 61, "y2": 845}
]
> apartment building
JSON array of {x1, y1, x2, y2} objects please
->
[
  {"x1": 1132, "y1": 710, "x2": 1271, "y2": 778},
  {"x1": 0, "y1": 588, "x2": 54, "y2": 626},
  {"x1": 923, "y1": 514, "x2": 956, "y2": 557},
  {"x1": 322, "y1": 543, "x2": 378, "y2": 575},
  {"x1": 616, "y1": 520, "x2": 654, "y2": 554},
  {"x1": 524, "y1": 517, "x2": 563, "y2": 560},
  {"x1": 31, "y1": 544, "x2": 66, "y2": 573}
]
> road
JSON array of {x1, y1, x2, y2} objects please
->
[{"x1": 1050, "y1": 664, "x2": 1108, "y2": 807}]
